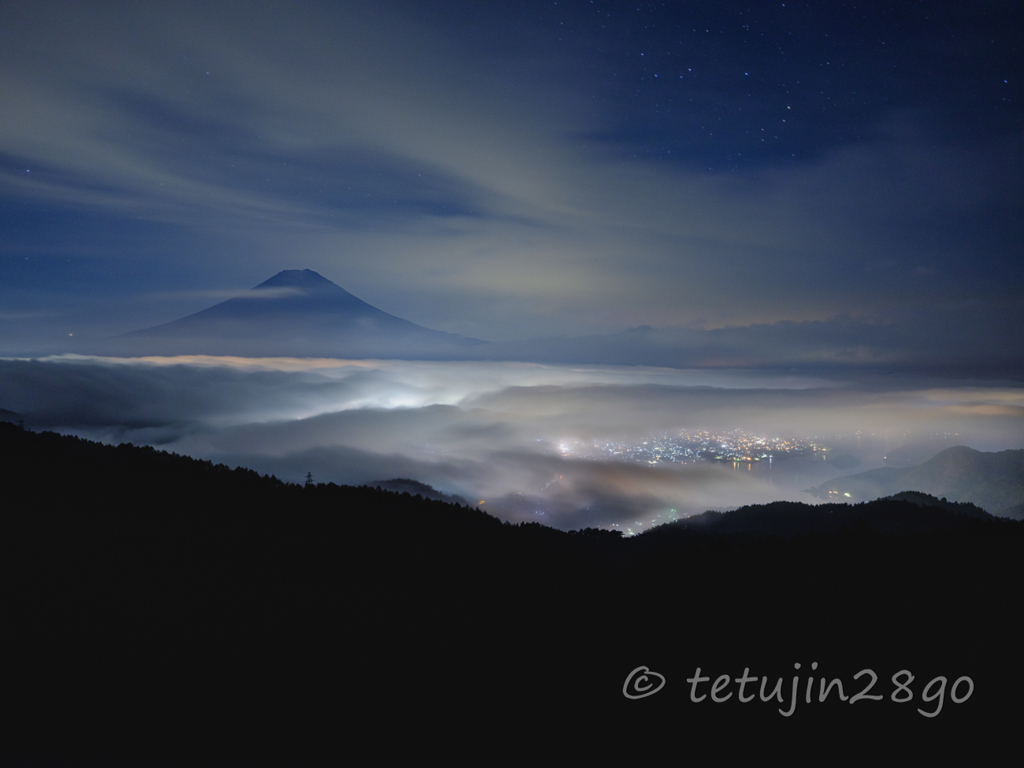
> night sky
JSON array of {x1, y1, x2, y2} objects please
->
[
  {"x1": 2, "y1": 2, "x2": 1023, "y2": 527},
  {"x1": 3, "y1": 1, "x2": 1021, "y2": 357}
]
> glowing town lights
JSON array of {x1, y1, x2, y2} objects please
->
[{"x1": 556, "y1": 428, "x2": 815, "y2": 467}]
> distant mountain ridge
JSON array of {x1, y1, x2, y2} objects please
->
[
  {"x1": 804, "y1": 445, "x2": 1024, "y2": 518},
  {"x1": 642, "y1": 492, "x2": 997, "y2": 541},
  {"x1": 103, "y1": 269, "x2": 488, "y2": 358},
  {"x1": 0, "y1": 408, "x2": 21, "y2": 424},
  {"x1": 371, "y1": 477, "x2": 469, "y2": 506},
  {"x1": 73, "y1": 269, "x2": 1024, "y2": 375}
]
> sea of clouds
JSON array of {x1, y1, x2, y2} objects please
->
[{"x1": 3, "y1": 355, "x2": 1022, "y2": 530}]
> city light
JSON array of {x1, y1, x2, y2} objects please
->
[{"x1": 557, "y1": 428, "x2": 814, "y2": 466}]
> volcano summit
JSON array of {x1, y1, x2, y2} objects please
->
[{"x1": 107, "y1": 270, "x2": 487, "y2": 359}]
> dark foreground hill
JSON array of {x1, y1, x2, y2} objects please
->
[
  {"x1": 642, "y1": 493, "x2": 992, "y2": 541},
  {"x1": 805, "y1": 445, "x2": 1024, "y2": 518},
  {"x1": 2, "y1": 423, "x2": 1022, "y2": 765}
]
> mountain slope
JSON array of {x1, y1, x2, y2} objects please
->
[
  {"x1": 640, "y1": 494, "x2": 994, "y2": 541},
  {"x1": 2, "y1": 422, "x2": 1021, "y2": 764},
  {"x1": 804, "y1": 445, "x2": 1024, "y2": 517},
  {"x1": 105, "y1": 269, "x2": 488, "y2": 358}
]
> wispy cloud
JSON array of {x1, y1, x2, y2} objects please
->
[{"x1": 2, "y1": 3, "x2": 1020, "y2": 350}]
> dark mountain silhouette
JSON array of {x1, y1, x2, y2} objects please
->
[
  {"x1": 883, "y1": 489, "x2": 994, "y2": 515},
  {"x1": 2, "y1": 422, "x2": 1021, "y2": 765},
  {"x1": 804, "y1": 445, "x2": 1024, "y2": 518},
  {"x1": 104, "y1": 269, "x2": 488, "y2": 358},
  {"x1": 1004, "y1": 501, "x2": 1024, "y2": 519},
  {"x1": 642, "y1": 493, "x2": 994, "y2": 542},
  {"x1": 371, "y1": 477, "x2": 469, "y2": 505},
  {"x1": 881, "y1": 437, "x2": 965, "y2": 467}
]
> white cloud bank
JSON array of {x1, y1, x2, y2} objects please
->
[{"x1": 2, "y1": 355, "x2": 1022, "y2": 530}]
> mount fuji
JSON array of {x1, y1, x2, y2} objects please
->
[{"x1": 107, "y1": 270, "x2": 488, "y2": 359}]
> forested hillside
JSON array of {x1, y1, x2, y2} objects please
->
[{"x1": 1, "y1": 423, "x2": 1020, "y2": 765}]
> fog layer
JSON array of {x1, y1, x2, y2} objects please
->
[{"x1": 3, "y1": 355, "x2": 1021, "y2": 530}]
